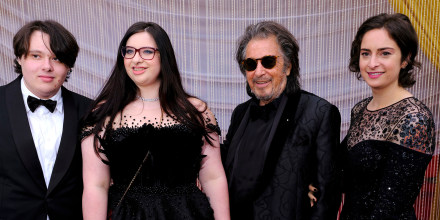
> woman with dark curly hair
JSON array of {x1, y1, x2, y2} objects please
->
[{"x1": 310, "y1": 13, "x2": 436, "y2": 220}]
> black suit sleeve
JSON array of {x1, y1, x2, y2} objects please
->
[
  {"x1": 312, "y1": 104, "x2": 342, "y2": 220},
  {"x1": 221, "y1": 102, "x2": 248, "y2": 164},
  {"x1": 221, "y1": 108, "x2": 236, "y2": 163}
]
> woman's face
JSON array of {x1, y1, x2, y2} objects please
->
[
  {"x1": 359, "y1": 28, "x2": 406, "y2": 92},
  {"x1": 124, "y1": 32, "x2": 161, "y2": 89}
]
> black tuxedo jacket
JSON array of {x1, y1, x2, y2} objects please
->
[
  {"x1": 0, "y1": 76, "x2": 91, "y2": 220},
  {"x1": 222, "y1": 90, "x2": 342, "y2": 220}
]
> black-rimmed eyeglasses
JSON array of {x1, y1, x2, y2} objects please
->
[
  {"x1": 241, "y1": 55, "x2": 279, "y2": 71},
  {"x1": 121, "y1": 46, "x2": 159, "y2": 60}
]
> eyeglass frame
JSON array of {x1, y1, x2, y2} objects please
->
[
  {"x1": 241, "y1": 55, "x2": 279, "y2": 71},
  {"x1": 121, "y1": 46, "x2": 159, "y2": 60}
]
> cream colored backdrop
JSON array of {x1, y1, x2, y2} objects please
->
[{"x1": 0, "y1": 0, "x2": 439, "y2": 219}]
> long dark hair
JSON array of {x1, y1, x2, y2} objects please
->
[
  {"x1": 82, "y1": 22, "x2": 210, "y2": 154},
  {"x1": 349, "y1": 13, "x2": 420, "y2": 88}
]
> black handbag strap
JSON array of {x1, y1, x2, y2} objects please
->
[{"x1": 116, "y1": 150, "x2": 150, "y2": 207}]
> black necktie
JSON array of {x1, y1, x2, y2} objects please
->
[{"x1": 27, "y1": 96, "x2": 57, "y2": 113}]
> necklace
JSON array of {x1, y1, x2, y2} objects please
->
[{"x1": 137, "y1": 96, "x2": 159, "y2": 102}]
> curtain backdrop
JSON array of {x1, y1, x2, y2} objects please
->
[
  {"x1": 390, "y1": 0, "x2": 439, "y2": 73},
  {"x1": 1, "y1": 0, "x2": 439, "y2": 219}
]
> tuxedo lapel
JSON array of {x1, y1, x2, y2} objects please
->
[
  {"x1": 47, "y1": 87, "x2": 78, "y2": 194},
  {"x1": 256, "y1": 92, "x2": 301, "y2": 194},
  {"x1": 5, "y1": 77, "x2": 46, "y2": 190},
  {"x1": 225, "y1": 105, "x2": 251, "y2": 171}
]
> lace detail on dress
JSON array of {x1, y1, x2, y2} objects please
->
[
  {"x1": 347, "y1": 97, "x2": 435, "y2": 154},
  {"x1": 80, "y1": 108, "x2": 221, "y2": 141},
  {"x1": 96, "y1": 119, "x2": 216, "y2": 219},
  {"x1": 79, "y1": 103, "x2": 219, "y2": 220}
]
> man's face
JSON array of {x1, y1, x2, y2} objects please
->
[
  {"x1": 244, "y1": 35, "x2": 291, "y2": 106},
  {"x1": 18, "y1": 30, "x2": 69, "y2": 99}
]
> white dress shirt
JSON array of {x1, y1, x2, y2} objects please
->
[{"x1": 20, "y1": 79, "x2": 64, "y2": 188}]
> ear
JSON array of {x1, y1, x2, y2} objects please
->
[
  {"x1": 401, "y1": 61, "x2": 408, "y2": 69},
  {"x1": 285, "y1": 63, "x2": 292, "y2": 76},
  {"x1": 401, "y1": 55, "x2": 410, "y2": 69},
  {"x1": 16, "y1": 57, "x2": 22, "y2": 65}
]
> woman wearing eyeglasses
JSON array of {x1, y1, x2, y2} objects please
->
[
  {"x1": 80, "y1": 22, "x2": 229, "y2": 220},
  {"x1": 309, "y1": 13, "x2": 435, "y2": 219}
]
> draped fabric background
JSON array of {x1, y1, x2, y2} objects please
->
[
  {"x1": 390, "y1": 0, "x2": 440, "y2": 72},
  {"x1": 0, "y1": 0, "x2": 438, "y2": 219}
]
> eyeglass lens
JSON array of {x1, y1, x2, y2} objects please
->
[
  {"x1": 242, "y1": 56, "x2": 277, "y2": 71},
  {"x1": 121, "y1": 46, "x2": 157, "y2": 60}
]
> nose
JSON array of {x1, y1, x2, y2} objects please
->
[
  {"x1": 42, "y1": 58, "x2": 54, "y2": 72},
  {"x1": 132, "y1": 51, "x2": 143, "y2": 63},
  {"x1": 254, "y1": 61, "x2": 266, "y2": 77},
  {"x1": 367, "y1": 55, "x2": 379, "y2": 68}
]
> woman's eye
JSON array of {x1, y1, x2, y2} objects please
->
[{"x1": 142, "y1": 49, "x2": 154, "y2": 54}]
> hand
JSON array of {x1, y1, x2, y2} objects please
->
[
  {"x1": 308, "y1": 184, "x2": 318, "y2": 207},
  {"x1": 196, "y1": 178, "x2": 202, "y2": 190}
]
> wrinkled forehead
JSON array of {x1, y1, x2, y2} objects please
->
[{"x1": 245, "y1": 35, "x2": 282, "y2": 57}]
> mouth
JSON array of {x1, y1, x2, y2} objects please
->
[
  {"x1": 39, "y1": 75, "x2": 55, "y2": 82},
  {"x1": 367, "y1": 72, "x2": 384, "y2": 79},
  {"x1": 253, "y1": 78, "x2": 271, "y2": 88},
  {"x1": 132, "y1": 67, "x2": 147, "y2": 74}
]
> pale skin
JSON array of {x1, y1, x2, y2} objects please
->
[
  {"x1": 191, "y1": 99, "x2": 231, "y2": 220},
  {"x1": 82, "y1": 31, "x2": 229, "y2": 219},
  {"x1": 82, "y1": 100, "x2": 230, "y2": 219},
  {"x1": 18, "y1": 30, "x2": 69, "y2": 99},
  {"x1": 359, "y1": 28, "x2": 412, "y2": 110},
  {"x1": 309, "y1": 28, "x2": 412, "y2": 207},
  {"x1": 82, "y1": 131, "x2": 110, "y2": 219}
]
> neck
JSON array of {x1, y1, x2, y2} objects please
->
[
  {"x1": 137, "y1": 86, "x2": 159, "y2": 101},
  {"x1": 369, "y1": 86, "x2": 412, "y2": 110}
]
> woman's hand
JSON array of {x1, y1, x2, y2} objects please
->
[{"x1": 308, "y1": 184, "x2": 318, "y2": 207}]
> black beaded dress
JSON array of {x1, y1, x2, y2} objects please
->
[
  {"x1": 340, "y1": 97, "x2": 435, "y2": 220},
  {"x1": 82, "y1": 112, "x2": 219, "y2": 220}
]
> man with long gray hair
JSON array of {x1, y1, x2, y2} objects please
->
[{"x1": 222, "y1": 21, "x2": 341, "y2": 219}]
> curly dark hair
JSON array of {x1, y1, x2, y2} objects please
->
[{"x1": 349, "y1": 13, "x2": 420, "y2": 88}]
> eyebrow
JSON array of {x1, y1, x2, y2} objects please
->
[
  {"x1": 27, "y1": 50, "x2": 43, "y2": 53},
  {"x1": 27, "y1": 50, "x2": 55, "y2": 57},
  {"x1": 360, "y1": 47, "x2": 395, "y2": 51}
]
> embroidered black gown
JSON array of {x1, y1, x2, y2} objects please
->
[
  {"x1": 340, "y1": 97, "x2": 435, "y2": 220},
  {"x1": 82, "y1": 113, "x2": 218, "y2": 220}
]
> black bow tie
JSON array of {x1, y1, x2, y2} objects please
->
[{"x1": 27, "y1": 96, "x2": 57, "y2": 113}]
